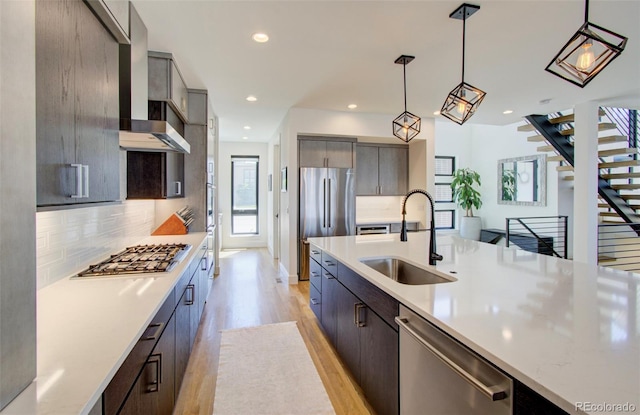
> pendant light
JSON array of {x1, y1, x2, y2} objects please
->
[
  {"x1": 392, "y1": 55, "x2": 421, "y2": 143},
  {"x1": 545, "y1": 0, "x2": 627, "y2": 88},
  {"x1": 440, "y1": 3, "x2": 486, "y2": 125}
]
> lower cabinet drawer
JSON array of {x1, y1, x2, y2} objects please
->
[
  {"x1": 310, "y1": 283, "x2": 321, "y2": 322},
  {"x1": 309, "y1": 258, "x2": 322, "y2": 292}
]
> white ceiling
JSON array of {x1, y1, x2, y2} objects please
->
[{"x1": 132, "y1": 0, "x2": 640, "y2": 143}]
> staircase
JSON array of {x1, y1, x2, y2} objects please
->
[{"x1": 519, "y1": 108, "x2": 640, "y2": 271}]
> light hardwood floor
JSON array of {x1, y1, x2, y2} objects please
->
[{"x1": 173, "y1": 248, "x2": 373, "y2": 415}]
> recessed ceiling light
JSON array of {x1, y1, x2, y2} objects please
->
[
  {"x1": 246, "y1": 95, "x2": 257, "y2": 102},
  {"x1": 433, "y1": 111, "x2": 441, "y2": 116},
  {"x1": 244, "y1": 126, "x2": 251, "y2": 130},
  {"x1": 242, "y1": 136, "x2": 248, "y2": 140},
  {"x1": 252, "y1": 33, "x2": 269, "y2": 43},
  {"x1": 347, "y1": 104, "x2": 357, "y2": 110},
  {"x1": 503, "y1": 110, "x2": 513, "y2": 115}
]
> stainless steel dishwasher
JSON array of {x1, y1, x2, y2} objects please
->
[{"x1": 396, "y1": 305, "x2": 513, "y2": 414}]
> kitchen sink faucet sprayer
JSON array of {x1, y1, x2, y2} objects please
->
[{"x1": 400, "y1": 189, "x2": 443, "y2": 266}]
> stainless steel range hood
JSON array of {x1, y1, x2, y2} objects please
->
[
  {"x1": 119, "y1": 119, "x2": 190, "y2": 152},
  {"x1": 119, "y1": 3, "x2": 190, "y2": 154}
]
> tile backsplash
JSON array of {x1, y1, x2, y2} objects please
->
[
  {"x1": 356, "y1": 196, "x2": 405, "y2": 222},
  {"x1": 36, "y1": 200, "x2": 155, "y2": 289}
]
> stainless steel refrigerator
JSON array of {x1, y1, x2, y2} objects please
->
[{"x1": 299, "y1": 167, "x2": 356, "y2": 280}]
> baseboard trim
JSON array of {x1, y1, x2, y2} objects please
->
[{"x1": 279, "y1": 262, "x2": 298, "y2": 285}]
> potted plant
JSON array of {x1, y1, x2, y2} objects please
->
[{"x1": 450, "y1": 168, "x2": 483, "y2": 240}]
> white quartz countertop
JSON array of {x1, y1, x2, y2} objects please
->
[
  {"x1": 356, "y1": 218, "x2": 418, "y2": 225},
  {"x1": 0, "y1": 232, "x2": 208, "y2": 415},
  {"x1": 308, "y1": 233, "x2": 640, "y2": 415}
]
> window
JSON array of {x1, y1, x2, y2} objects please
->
[{"x1": 231, "y1": 156, "x2": 259, "y2": 235}]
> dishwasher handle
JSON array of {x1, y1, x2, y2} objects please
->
[{"x1": 395, "y1": 316, "x2": 508, "y2": 402}]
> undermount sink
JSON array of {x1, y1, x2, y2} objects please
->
[{"x1": 359, "y1": 257, "x2": 455, "y2": 285}]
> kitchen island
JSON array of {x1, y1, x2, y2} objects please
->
[
  {"x1": 308, "y1": 233, "x2": 639, "y2": 415},
  {"x1": 0, "y1": 232, "x2": 208, "y2": 415}
]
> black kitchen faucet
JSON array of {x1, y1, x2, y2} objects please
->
[{"x1": 400, "y1": 189, "x2": 443, "y2": 266}]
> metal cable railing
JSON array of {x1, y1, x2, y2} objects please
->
[
  {"x1": 506, "y1": 216, "x2": 568, "y2": 258},
  {"x1": 598, "y1": 222, "x2": 640, "y2": 272}
]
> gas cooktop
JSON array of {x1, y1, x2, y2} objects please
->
[{"x1": 75, "y1": 243, "x2": 191, "y2": 278}]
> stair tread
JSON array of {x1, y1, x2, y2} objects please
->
[
  {"x1": 599, "y1": 135, "x2": 628, "y2": 144},
  {"x1": 599, "y1": 160, "x2": 640, "y2": 169},
  {"x1": 598, "y1": 148, "x2": 637, "y2": 157},
  {"x1": 601, "y1": 172, "x2": 640, "y2": 180},
  {"x1": 549, "y1": 109, "x2": 606, "y2": 124},
  {"x1": 537, "y1": 145, "x2": 555, "y2": 152},
  {"x1": 527, "y1": 135, "x2": 546, "y2": 142},
  {"x1": 557, "y1": 165, "x2": 574, "y2": 171},
  {"x1": 600, "y1": 212, "x2": 621, "y2": 217},
  {"x1": 611, "y1": 184, "x2": 640, "y2": 190},
  {"x1": 620, "y1": 194, "x2": 640, "y2": 200},
  {"x1": 548, "y1": 155, "x2": 566, "y2": 162},
  {"x1": 563, "y1": 175, "x2": 575, "y2": 181},
  {"x1": 560, "y1": 123, "x2": 618, "y2": 136},
  {"x1": 518, "y1": 123, "x2": 536, "y2": 132}
]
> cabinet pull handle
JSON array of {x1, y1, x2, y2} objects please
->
[
  {"x1": 175, "y1": 181, "x2": 182, "y2": 195},
  {"x1": 311, "y1": 250, "x2": 320, "y2": 255},
  {"x1": 201, "y1": 256, "x2": 207, "y2": 271},
  {"x1": 354, "y1": 303, "x2": 366, "y2": 327},
  {"x1": 327, "y1": 178, "x2": 332, "y2": 227},
  {"x1": 323, "y1": 272, "x2": 334, "y2": 280},
  {"x1": 323, "y1": 260, "x2": 334, "y2": 267},
  {"x1": 186, "y1": 284, "x2": 195, "y2": 305},
  {"x1": 142, "y1": 322, "x2": 165, "y2": 341},
  {"x1": 70, "y1": 164, "x2": 83, "y2": 198},
  {"x1": 82, "y1": 165, "x2": 89, "y2": 198},
  {"x1": 310, "y1": 298, "x2": 320, "y2": 305},
  {"x1": 146, "y1": 353, "x2": 162, "y2": 393},
  {"x1": 310, "y1": 271, "x2": 319, "y2": 278}
]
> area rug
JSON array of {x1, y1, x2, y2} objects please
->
[{"x1": 213, "y1": 321, "x2": 336, "y2": 415}]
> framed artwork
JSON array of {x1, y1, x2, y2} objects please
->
[
  {"x1": 435, "y1": 183, "x2": 454, "y2": 203},
  {"x1": 281, "y1": 167, "x2": 288, "y2": 192}
]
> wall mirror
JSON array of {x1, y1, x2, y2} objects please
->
[{"x1": 497, "y1": 154, "x2": 546, "y2": 206}]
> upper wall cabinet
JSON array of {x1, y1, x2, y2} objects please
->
[
  {"x1": 36, "y1": 0, "x2": 120, "y2": 207},
  {"x1": 356, "y1": 143, "x2": 408, "y2": 196},
  {"x1": 298, "y1": 136, "x2": 355, "y2": 168},
  {"x1": 84, "y1": 0, "x2": 130, "y2": 44},
  {"x1": 148, "y1": 51, "x2": 189, "y2": 124}
]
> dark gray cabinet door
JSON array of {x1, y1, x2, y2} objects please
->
[
  {"x1": 165, "y1": 152, "x2": 185, "y2": 198},
  {"x1": 174, "y1": 289, "x2": 191, "y2": 400},
  {"x1": 320, "y1": 272, "x2": 338, "y2": 346},
  {"x1": 75, "y1": 2, "x2": 120, "y2": 203},
  {"x1": 335, "y1": 282, "x2": 361, "y2": 383},
  {"x1": 355, "y1": 145, "x2": 379, "y2": 195},
  {"x1": 35, "y1": 0, "x2": 119, "y2": 207},
  {"x1": 360, "y1": 307, "x2": 399, "y2": 415},
  {"x1": 299, "y1": 140, "x2": 327, "y2": 168},
  {"x1": 170, "y1": 61, "x2": 189, "y2": 122},
  {"x1": 378, "y1": 146, "x2": 408, "y2": 196},
  {"x1": 326, "y1": 141, "x2": 353, "y2": 168}
]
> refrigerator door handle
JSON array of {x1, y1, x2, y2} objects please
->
[
  {"x1": 327, "y1": 178, "x2": 332, "y2": 228},
  {"x1": 322, "y1": 178, "x2": 326, "y2": 228}
]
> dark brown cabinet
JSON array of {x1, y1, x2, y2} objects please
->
[
  {"x1": 36, "y1": 0, "x2": 120, "y2": 207},
  {"x1": 356, "y1": 144, "x2": 408, "y2": 196},
  {"x1": 127, "y1": 151, "x2": 184, "y2": 199},
  {"x1": 310, "y1": 247, "x2": 399, "y2": 415},
  {"x1": 298, "y1": 137, "x2": 355, "y2": 168},
  {"x1": 120, "y1": 313, "x2": 176, "y2": 415},
  {"x1": 148, "y1": 52, "x2": 189, "y2": 123}
]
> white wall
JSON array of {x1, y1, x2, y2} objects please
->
[
  {"x1": 435, "y1": 120, "x2": 560, "y2": 230},
  {"x1": 218, "y1": 141, "x2": 269, "y2": 249},
  {"x1": 276, "y1": 108, "x2": 433, "y2": 283}
]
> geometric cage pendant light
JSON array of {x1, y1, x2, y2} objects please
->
[
  {"x1": 392, "y1": 55, "x2": 421, "y2": 143},
  {"x1": 440, "y1": 3, "x2": 486, "y2": 125},
  {"x1": 545, "y1": 0, "x2": 627, "y2": 88}
]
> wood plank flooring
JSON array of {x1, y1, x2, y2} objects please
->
[{"x1": 173, "y1": 248, "x2": 373, "y2": 415}]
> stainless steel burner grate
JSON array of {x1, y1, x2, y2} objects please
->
[{"x1": 75, "y1": 243, "x2": 191, "y2": 278}]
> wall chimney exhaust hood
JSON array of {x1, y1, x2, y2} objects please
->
[{"x1": 119, "y1": 3, "x2": 190, "y2": 154}]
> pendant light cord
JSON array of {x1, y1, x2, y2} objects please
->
[
  {"x1": 584, "y1": 0, "x2": 589, "y2": 22},
  {"x1": 403, "y1": 61, "x2": 407, "y2": 112},
  {"x1": 461, "y1": 7, "x2": 466, "y2": 83}
]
